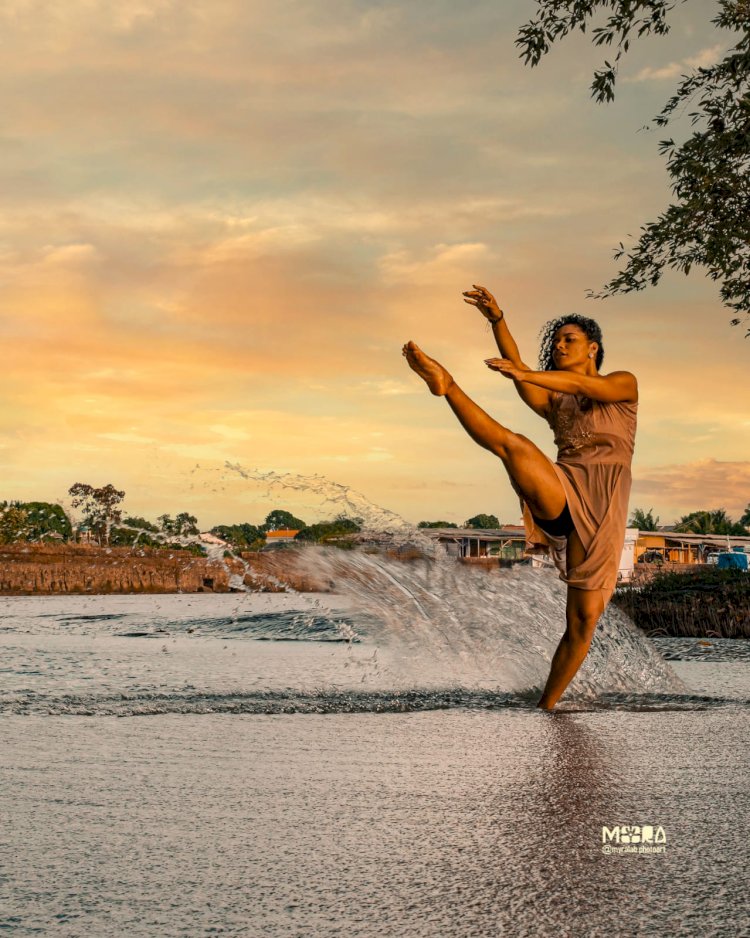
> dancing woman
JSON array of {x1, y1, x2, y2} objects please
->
[{"x1": 402, "y1": 285, "x2": 638, "y2": 710}]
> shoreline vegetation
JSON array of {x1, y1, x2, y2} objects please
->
[
  {"x1": 2, "y1": 489, "x2": 748, "y2": 639},
  {"x1": 612, "y1": 568, "x2": 750, "y2": 640},
  {"x1": 1, "y1": 543, "x2": 747, "y2": 639}
]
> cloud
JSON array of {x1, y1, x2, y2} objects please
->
[
  {"x1": 632, "y1": 459, "x2": 750, "y2": 519},
  {"x1": 98, "y1": 432, "x2": 157, "y2": 444},
  {"x1": 379, "y1": 242, "x2": 491, "y2": 285},
  {"x1": 364, "y1": 447, "x2": 394, "y2": 462},
  {"x1": 356, "y1": 380, "x2": 418, "y2": 396},
  {"x1": 626, "y1": 44, "x2": 724, "y2": 82},
  {"x1": 0, "y1": 0, "x2": 740, "y2": 528}
]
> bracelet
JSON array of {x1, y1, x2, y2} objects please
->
[{"x1": 487, "y1": 312, "x2": 504, "y2": 325}]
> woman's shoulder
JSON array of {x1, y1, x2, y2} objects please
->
[{"x1": 601, "y1": 371, "x2": 638, "y2": 403}]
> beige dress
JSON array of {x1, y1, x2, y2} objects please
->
[{"x1": 518, "y1": 391, "x2": 638, "y2": 605}]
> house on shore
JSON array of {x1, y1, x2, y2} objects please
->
[
  {"x1": 635, "y1": 530, "x2": 750, "y2": 565},
  {"x1": 419, "y1": 526, "x2": 527, "y2": 562},
  {"x1": 264, "y1": 528, "x2": 301, "y2": 547}
]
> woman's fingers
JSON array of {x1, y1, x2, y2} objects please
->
[
  {"x1": 485, "y1": 357, "x2": 514, "y2": 375},
  {"x1": 473, "y1": 283, "x2": 495, "y2": 301}
]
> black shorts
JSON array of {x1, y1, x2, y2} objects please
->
[{"x1": 532, "y1": 503, "x2": 574, "y2": 539}]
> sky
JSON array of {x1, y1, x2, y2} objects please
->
[{"x1": 0, "y1": 0, "x2": 748, "y2": 530}]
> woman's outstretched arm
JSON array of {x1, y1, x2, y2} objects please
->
[
  {"x1": 485, "y1": 359, "x2": 638, "y2": 404},
  {"x1": 463, "y1": 285, "x2": 552, "y2": 417}
]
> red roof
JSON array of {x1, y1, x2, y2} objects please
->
[{"x1": 265, "y1": 529, "x2": 300, "y2": 538}]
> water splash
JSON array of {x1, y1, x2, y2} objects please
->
[
  {"x1": 186, "y1": 462, "x2": 687, "y2": 701},
  {"x1": 7, "y1": 463, "x2": 690, "y2": 709},
  {"x1": 220, "y1": 462, "x2": 426, "y2": 543},
  {"x1": 282, "y1": 546, "x2": 686, "y2": 700}
]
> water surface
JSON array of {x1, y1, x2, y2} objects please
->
[{"x1": 1, "y1": 575, "x2": 748, "y2": 936}]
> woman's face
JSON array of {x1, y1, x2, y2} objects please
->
[{"x1": 552, "y1": 324, "x2": 597, "y2": 370}]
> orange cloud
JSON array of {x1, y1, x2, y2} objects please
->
[
  {"x1": 0, "y1": 0, "x2": 742, "y2": 530},
  {"x1": 632, "y1": 459, "x2": 750, "y2": 521}
]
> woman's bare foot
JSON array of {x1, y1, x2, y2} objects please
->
[{"x1": 402, "y1": 341, "x2": 454, "y2": 396}]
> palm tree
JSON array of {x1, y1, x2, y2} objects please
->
[
  {"x1": 675, "y1": 509, "x2": 746, "y2": 536},
  {"x1": 628, "y1": 507, "x2": 659, "y2": 531}
]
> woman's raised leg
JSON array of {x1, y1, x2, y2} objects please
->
[{"x1": 402, "y1": 341, "x2": 566, "y2": 522}]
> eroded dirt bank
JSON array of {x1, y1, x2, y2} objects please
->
[{"x1": 0, "y1": 544, "x2": 332, "y2": 594}]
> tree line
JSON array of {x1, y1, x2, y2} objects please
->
[
  {"x1": 0, "y1": 486, "x2": 362, "y2": 549},
  {"x1": 419, "y1": 507, "x2": 750, "y2": 535},
  {"x1": 629, "y1": 506, "x2": 750, "y2": 535},
  {"x1": 2, "y1": 485, "x2": 748, "y2": 547},
  {"x1": 211, "y1": 509, "x2": 361, "y2": 550},
  {"x1": 418, "y1": 514, "x2": 502, "y2": 530}
]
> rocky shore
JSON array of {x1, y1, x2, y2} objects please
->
[{"x1": 0, "y1": 543, "x2": 332, "y2": 595}]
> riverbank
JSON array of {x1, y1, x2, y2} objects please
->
[
  {"x1": 613, "y1": 567, "x2": 750, "y2": 639},
  {"x1": 0, "y1": 543, "x2": 332, "y2": 595},
  {"x1": 2, "y1": 545, "x2": 748, "y2": 640}
]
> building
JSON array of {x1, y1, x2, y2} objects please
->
[
  {"x1": 264, "y1": 529, "x2": 301, "y2": 547},
  {"x1": 420, "y1": 526, "x2": 527, "y2": 562},
  {"x1": 635, "y1": 531, "x2": 750, "y2": 565}
]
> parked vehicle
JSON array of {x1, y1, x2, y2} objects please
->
[{"x1": 716, "y1": 551, "x2": 749, "y2": 571}]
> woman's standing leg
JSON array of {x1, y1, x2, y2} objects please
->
[{"x1": 536, "y1": 530, "x2": 605, "y2": 710}]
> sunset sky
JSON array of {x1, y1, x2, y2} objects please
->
[{"x1": 1, "y1": 0, "x2": 748, "y2": 530}]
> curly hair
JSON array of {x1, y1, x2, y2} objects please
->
[{"x1": 537, "y1": 314, "x2": 604, "y2": 371}]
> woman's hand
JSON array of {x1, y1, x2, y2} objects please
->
[
  {"x1": 463, "y1": 284, "x2": 503, "y2": 324},
  {"x1": 484, "y1": 357, "x2": 527, "y2": 381}
]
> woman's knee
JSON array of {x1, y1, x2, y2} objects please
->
[
  {"x1": 565, "y1": 619, "x2": 597, "y2": 647},
  {"x1": 492, "y1": 431, "x2": 532, "y2": 460},
  {"x1": 565, "y1": 601, "x2": 602, "y2": 644}
]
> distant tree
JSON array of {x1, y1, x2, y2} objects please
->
[
  {"x1": 157, "y1": 512, "x2": 200, "y2": 537},
  {"x1": 517, "y1": 0, "x2": 750, "y2": 331},
  {"x1": 211, "y1": 523, "x2": 265, "y2": 550},
  {"x1": 263, "y1": 509, "x2": 306, "y2": 531},
  {"x1": 0, "y1": 501, "x2": 72, "y2": 541},
  {"x1": 629, "y1": 507, "x2": 660, "y2": 531},
  {"x1": 464, "y1": 513, "x2": 501, "y2": 529},
  {"x1": 68, "y1": 483, "x2": 125, "y2": 546},
  {"x1": 0, "y1": 504, "x2": 29, "y2": 544},
  {"x1": 417, "y1": 520, "x2": 459, "y2": 528},
  {"x1": 740, "y1": 503, "x2": 750, "y2": 528},
  {"x1": 122, "y1": 516, "x2": 160, "y2": 533},
  {"x1": 295, "y1": 515, "x2": 361, "y2": 546},
  {"x1": 675, "y1": 508, "x2": 747, "y2": 535},
  {"x1": 110, "y1": 515, "x2": 161, "y2": 548},
  {"x1": 22, "y1": 502, "x2": 73, "y2": 541}
]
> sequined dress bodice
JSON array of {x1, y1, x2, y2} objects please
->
[{"x1": 547, "y1": 392, "x2": 637, "y2": 466}]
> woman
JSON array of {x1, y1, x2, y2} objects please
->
[{"x1": 402, "y1": 284, "x2": 638, "y2": 710}]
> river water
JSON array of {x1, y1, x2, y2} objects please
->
[{"x1": 1, "y1": 554, "x2": 749, "y2": 937}]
